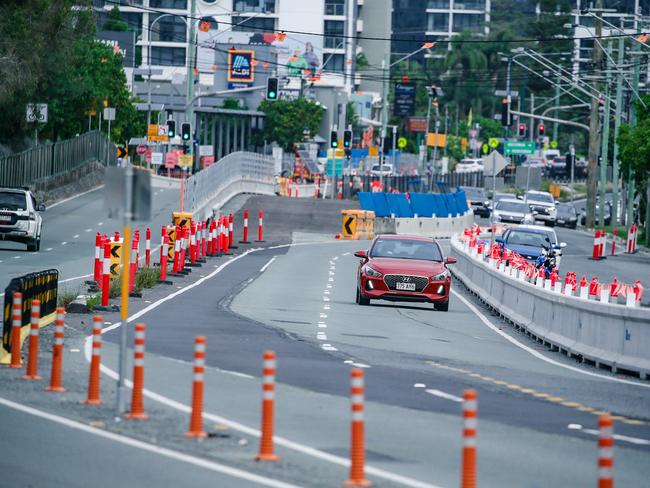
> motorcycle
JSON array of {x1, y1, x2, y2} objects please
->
[{"x1": 534, "y1": 247, "x2": 557, "y2": 279}]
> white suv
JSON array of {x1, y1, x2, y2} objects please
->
[
  {"x1": 0, "y1": 188, "x2": 44, "y2": 251},
  {"x1": 454, "y1": 158, "x2": 484, "y2": 173},
  {"x1": 524, "y1": 190, "x2": 557, "y2": 227}
]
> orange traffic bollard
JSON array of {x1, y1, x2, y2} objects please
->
[
  {"x1": 598, "y1": 415, "x2": 614, "y2": 488},
  {"x1": 240, "y1": 209, "x2": 250, "y2": 244},
  {"x1": 127, "y1": 323, "x2": 148, "y2": 419},
  {"x1": 145, "y1": 227, "x2": 151, "y2": 267},
  {"x1": 9, "y1": 292, "x2": 23, "y2": 369},
  {"x1": 344, "y1": 368, "x2": 371, "y2": 487},
  {"x1": 23, "y1": 299, "x2": 41, "y2": 380},
  {"x1": 256, "y1": 210, "x2": 265, "y2": 242},
  {"x1": 256, "y1": 351, "x2": 278, "y2": 461},
  {"x1": 101, "y1": 241, "x2": 111, "y2": 306},
  {"x1": 85, "y1": 315, "x2": 103, "y2": 405},
  {"x1": 461, "y1": 389, "x2": 478, "y2": 488},
  {"x1": 45, "y1": 308, "x2": 66, "y2": 392},
  {"x1": 186, "y1": 336, "x2": 208, "y2": 438}
]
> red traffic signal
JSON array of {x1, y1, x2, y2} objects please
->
[
  {"x1": 538, "y1": 124, "x2": 545, "y2": 136},
  {"x1": 518, "y1": 123, "x2": 526, "y2": 137}
]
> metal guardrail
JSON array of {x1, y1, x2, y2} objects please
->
[
  {"x1": 0, "y1": 131, "x2": 117, "y2": 187},
  {"x1": 182, "y1": 151, "x2": 275, "y2": 215}
]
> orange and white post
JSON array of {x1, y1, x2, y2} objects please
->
[
  {"x1": 45, "y1": 307, "x2": 66, "y2": 392},
  {"x1": 127, "y1": 323, "x2": 148, "y2": 419},
  {"x1": 9, "y1": 292, "x2": 23, "y2": 369},
  {"x1": 85, "y1": 315, "x2": 103, "y2": 405},
  {"x1": 344, "y1": 368, "x2": 371, "y2": 487},
  {"x1": 23, "y1": 299, "x2": 41, "y2": 380},
  {"x1": 461, "y1": 389, "x2": 478, "y2": 488},
  {"x1": 186, "y1": 336, "x2": 207, "y2": 438},
  {"x1": 598, "y1": 415, "x2": 614, "y2": 488},
  {"x1": 256, "y1": 350, "x2": 278, "y2": 461}
]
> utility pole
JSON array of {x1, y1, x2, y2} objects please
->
[
  {"x1": 598, "y1": 43, "x2": 612, "y2": 228},
  {"x1": 627, "y1": 34, "x2": 641, "y2": 227},
  {"x1": 380, "y1": 53, "x2": 390, "y2": 190},
  {"x1": 586, "y1": 0, "x2": 603, "y2": 229},
  {"x1": 186, "y1": 0, "x2": 197, "y2": 172},
  {"x1": 611, "y1": 34, "x2": 625, "y2": 226},
  {"x1": 552, "y1": 70, "x2": 560, "y2": 142}
]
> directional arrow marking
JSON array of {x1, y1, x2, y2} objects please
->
[{"x1": 343, "y1": 216, "x2": 355, "y2": 235}]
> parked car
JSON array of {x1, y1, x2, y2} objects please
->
[
  {"x1": 460, "y1": 186, "x2": 490, "y2": 218},
  {"x1": 0, "y1": 187, "x2": 45, "y2": 251},
  {"x1": 556, "y1": 203, "x2": 578, "y2": 229},
  {"x1": 524, "y1": 190, "x2": 557, "y2": 227},
  {"x1": 492, "y1": 198, "x2": 536, "y2": 225},
  {"x1": 354, "y1": 235, "x2": 456, "y2": 311},
  {"x1": 455, "y1": 158, "x2": 484, "y2": 173},
  {"x1": 496, "y1": 227, "x2": 564, "y2": 264}
]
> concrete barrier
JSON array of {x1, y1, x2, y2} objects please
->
[
  {"x1": 450, "y1": 236, "x2": 650, "y2": 379},
  {"x1": 374, "y1": 211, "x2": 473, "y2": 238}
]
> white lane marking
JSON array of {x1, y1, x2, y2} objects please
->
[
  {"x1": 45, "y1": 247, "x2": 53, "y2": 251},
  {"x1": 0, "y1": 397, "x2": 301, "y2": 488},
  {"x1": 323, "y1": 304, "x2": 330, "y2": 310},
  {"x1": 73, "y1": 234, "x2": 79, "y2": 239},
  {"x1": 425, "y1": 389, "x2": 463, "y2": 403},
  {"x1": 88, "y1": 243, "x2": 442, "y2": 488},
  {"x1": 13, "y1": 256, "x2": 20, "y2": 260},
  {"x1": 317, "y1": 333, "x2": 328, "y2": 340},
  {"x1": 342, "y1": 252, "x2": 350, "y2": 256},
  {"x1": 332, "y1": 256, "x2": 339, "y2": 260},
  {"x1": 85, "y1": 228, "x2": 92, "y2": 233},
  {"x1": 318, "y1": 322, "x2": 327, "y2": 328},
  {"x1": 61, "y1": 242, "x2": 67, "y2": 246},
  {"x1": 259, "y1": 256, "x2": 276, "y2": 273},
  {"x1": 414, "y1": 383, "x2": 427, "y2": 388},
  {"x1": 322, "y1": 345, "x2": 338, "y2": 351},
  {"x1": 329, "y1": 271, "x2": 335, "y2": 276},
  {"x1": 323, "y1": 297, "x2": 330, "y2": 302},
  {"x1": 47, "y1": 185, "x2": 104, "y2": 209},
  {"x1": 328, "y1": 278, "x2": 334, "y2": 282},
  {"x1": 326, "y1": 284, "x2": 332, "y2": 289},
  {"x1": 567, "y1": 424, "x2": 650, "y2": 446},
  {"x1": 324, "y1": 290, "x2": 330, "y2": 295},
  {"x1": 319, "y1": 313, "x2": 327, "y2": 318},
  {"x1": 451, "y1": 288, "x2": 650, "y2": 389},
  {"x1": 0, "y1": 260, "x2": 2, "y2": 263}
]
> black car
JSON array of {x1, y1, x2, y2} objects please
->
[
  {"x1": 556, "y1": 203, "x2": 578, "y2": 229},
  {"x1": 579, "y1": 202, "x2": 612, "y2": 226},
  {"x1": 461, "y1": 186, "x2": 490, "y2": 218},
  {"x1": 549, "y1": 157, "x2": 567, "y2": 178}
]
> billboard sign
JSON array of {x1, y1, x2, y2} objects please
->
[
  {"x1": 96, "y1": 31, "x2": 136, "y2": 67},
  {"x1": 394, "y1": 83, "x2": 416, "y2": 117},
  {"x1": 228, "y1": 49, "x2": 254, "y2": 83}
]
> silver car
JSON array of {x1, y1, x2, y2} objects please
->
[
  {"x1": 492, "y1": 199, "x2": 536, "y2": 225},
  {"x1": 0, "y1": 188, "x2": 44, "y2": 251}
]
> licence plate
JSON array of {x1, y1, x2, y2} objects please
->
[
  {"x1": 395, "y1": 282, "x2": 416, "y2": 291},
  {"x1": 0, "y1": 215, "x2": 11, "y2": 223},
  {"x1": 557, "y1": 219, "x2": 564, "y2": 224}
]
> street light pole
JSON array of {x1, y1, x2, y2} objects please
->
[
  {"x1": 598, "y1": 42, "x2": 612, "y2": 228},
  {"x1": 380, "y1": 54, "x2": 389, "y2": 191},
  {"x1": 187, "y1": 0, "x2": 197, "y2": 172}
]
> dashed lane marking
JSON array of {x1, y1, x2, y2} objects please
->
[
  {"x1": 61, "y1": 242, "x2": 67, "y2": 246},
  {"x1": 259, "y1": 256, "x2": 276, "y2": 273},
  {"x1": 426, "y1": 361, "x2": 648, "y2": 426},
  {"x1": 73, "y1": 234, "x2": 80, "y2": 239},
  {"x1": 414, "y1": 383, "x2": 426, "y2": 388},
  {"x1": 425, "y1": 389, "x2": 463, "y2": 403},
  {"x1": 567, "y1": 424, "x2": 650, "y2": 446}
]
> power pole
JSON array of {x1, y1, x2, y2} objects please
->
[
  {"x1": 627, "y1": 34, "x2": 641, "y2": 227},
  {"x1": 552, "y1": 70, "x2": 560, "y2": 142},
  {"x1": 586, "y1": 0, "x2": 603, "y2": 229},
  {"x1": 598, "y1": 43, "x2": 612, "y2": 228},
  {"x1": 611, "y1": 34, "x2": 625, "y2": 226},
  {"x1": 186, "y1": 0, "x2": 197, "y2": 172}
]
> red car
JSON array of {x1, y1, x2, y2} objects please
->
[{"x1": 354, "y1": 235, "x2": 456, "y2": 311}]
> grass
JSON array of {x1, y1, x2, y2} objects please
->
[
  {"x1": 85, "y1": 293, "x2": 101, "y2": 311},
  {"x1": 57, "y1": 288, "x2": 80, "y2": 309},
  {"x1": 602, "y1": 225, "x2": 647, "y2": 247},
  {"x1": 108, "y1": 266, "x2": 162, "y2": 298}
]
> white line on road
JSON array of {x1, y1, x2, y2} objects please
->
[
  {"x1": 98, "y1": 222, "x2": 103, "y2": 226},
  {"x1": 0, "y1": 396, "x2": 302, "y2": 488},
  {"x1": 413, "y1": 383, "x2": 426, "y2": 388},
  {"x1": 73, "y1": 234, "x2": 79, "y2": 239},
  {"x1": 47, "y1": 185, "x2": 104, "y2": 209},
  {"x1": 12, "y1": 256, "x2": 20, "y2": 260},
  {"x1": 45, "y1": 247, "x2": 53, "y2": 251},
  {"x1": 425, "y1": 389, "x2": 463, "y2": 402},
  {"x1": 451, "y1": 288, "x2": 650, "y2": 389},
  {"x1": 259, "y1": 256, "x2": 276, "y2": 272},
  {"x1": 567, "y1": 424, "x2": 650, "y2": 446},
  {"x1": 85, "y1": 228, "x2": 92, "y2": 232},
  {"x1": 61, "y1": 242, "x2": 67, "y2": 246}
]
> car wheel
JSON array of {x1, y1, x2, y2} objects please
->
[
  {"x1": 434, "y1": 300, "x2": 449, "y2": 312},
  {"x1": 36, "y1": 237, "x2": 41, "y2": 251},
  {"x1": 27, "y1": 239, "x2": 37, "y2": 252},
  {"x1": 357, "y1": 287, "x2": 370, "y2": 306}
]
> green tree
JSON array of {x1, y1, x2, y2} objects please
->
[
  {"x1": 257, "y1": 99, "x2": 325, "y2": 150},
  {"x1": 103, "y1": 6, "x2": 128, "y2": 32},
  {"x1": 443, "y1": 32, "x2": 489, "y2": 116}
]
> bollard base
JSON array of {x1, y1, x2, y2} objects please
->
[
  {"x1": 23, "y1": 374, "x2": 42, "y2": 381},
  {"x1": 229, "y1": 244, "x2": 239, "y2": 249},
  {"x1": 159, "y1": 279, "x2": 174, "y2": 285},
  {"x1": 185, "y1": 431, "x2": 208, "y2": 439},
  {"x1": 84, "y1": 398, "x2": 103, "y2": 405},
  {"x1": 343, "y1": 478, "x2": 372, "y2": 487},
  {"x1": 129, "y1": 292, "x2": 143, "y2": 298},
  {"x1": 45, "y1": 386, "x2": 66, "y2": 393},
  {"x1": 126, "y1": 412, "x2": 149, "y2": 420},
  {"x1": 94, "y1": 304, "x2": 120, "y2": 312},
  {"x1": 255, "y1": 453, "x2": 279, "y2": 462},
  {"x1": 9, "y1": 363, "x2": 22, "y2": 369},
  {"x1": 255, "y1": 240, "x2": 266, "y2": 243},
  {"x1": 239, "y1": 240, "x2": 251, "y2": 244}
]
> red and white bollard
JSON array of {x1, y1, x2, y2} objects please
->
[
  {"x1": 10, "y1": 292, "x2": 23, "y2": 369},
  {"x1": 229, "y1": 214, "x2": 236, "y2": 249},
  {"x1": 94, "y1": 233, "x2": 103, "y2": 283},
  {"x1": 337, "y1": 181, "x2": 343, "y2": 200},
  {"x1": 626, "y1": 224, "x2": 637, "y2": 254},
  {"x1": 611, "y1": 228, "x2": 617, "y2": 256},
  {"x1": 599, "y1": 229, "x2": 606, "y2": 258},
  {"x1": 256, "y1": 351, "x2": 278, "y2": 461},
  {"x1": 23, "y1": 299, "x2": 41, "y2": 380},
  {"x1": 216, "y1": 217, "x2": 223, "y2": 255},
  {"x1": 461, "y1": 389, "x2": 478, "y2": 488},
  {"x1": 256, "y1": 210, "x2": 265, "y2": 242},
  {"x1": 101, "y1": 241, "x2": 111, "y2": 306},
  {"x1": 223, "y1": 217, "x2": 231, "y2": 255},
  {"x1": 160, "y1": 234, "x2": 170, "y2": 283},
  {"x1": 173, "y1": 225, "x2": 181, "y2": 274},
  {"x1": 202, "y1": 221, "x2": 208, "y2": 258},
  {"x1": 186, "y1": 336, "x2": 207, "y2": 438},
  {"x1": 240, "y1": 209, "x2": 250, "y2": 244},
  {"x1": 189, "y1": 223, "x2": 197, "y2": 265},
  {"x1": 597, "y1": 415, "x2": 614, "y2": 488},
  {"x1": 145, "y1": 227, "x2": 151, "y2": 267},
  {"x1": 344, "y1": 368, "x2": 370, "y2": 487},
  {"x1": 129, "y1": 237, "x2": 137, "y2": 294},
  {"x1": 591, "y1": 230, "x2": 602, "y2": 261}
]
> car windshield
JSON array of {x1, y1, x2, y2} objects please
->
[
  {"x1": 459, "y1": 160, "x2": 478, "y2": 165},
  {"x1": 557, "y1": 204, "x2": 576, "y2": 215},
  {"x1": 494, "y1": 193, "x2": 510, "y2": 201},
  {"x1": 372, "y1": 165, "x2": 391, "y2": 172},
  {"x1": 0, "y1": 191, "x2": 27, "y2": 211},
  {"x1": 370, "y1": 238, "x2": 443, "y2": 262},
  {"x1": 507, "y1": 230, "x2": 551, "y2": 248},
  {"x1": 496, "y1": 201, "x2": 527, "y2": 213},
  {"x1": 526, "y1": 192, "x2": 553, "y2": 203},
  {"x1": 463, "y1": 188, "x2": 485, "y2": 200}
]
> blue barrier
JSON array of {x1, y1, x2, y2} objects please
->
[
  {"x1": 453, "y1": 190, "x2": 469, "y2": 214},
  {"x1": 410, "y1": 193, "x2": 434, "y2": 217},
  {"x1": 386, "y1": 193, "x2": 414, "y2": 217},
  {"x1": 358, "y1": 191, "x2": 469, "y2": 218},
  {"x1": 370, "y1": 192, "x2": 391, "y2": 217},
  {"x1": 358, "y1": 192, "x2": 375, "y2": 213}
]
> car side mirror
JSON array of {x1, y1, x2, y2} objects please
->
[
  {"x1": 559, "y1": 242, "x2": 567, "y2": 248},
  {"x1": 354, "y1": 250, "x2": 367, "y2": 259},
  {"x1": 445, "y1": 256, "x2": 457, "y2": 265},
  {"x1": 37, "y1": 203, "x2": 46, "y2": 212},
  {"x1": 495, "y1": 237, "x2": 504, "y2": 244}
]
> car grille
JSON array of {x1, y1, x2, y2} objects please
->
[
  {"x1": 531, "y1": 205, "x2": 550, "y2": 214},
  {"x1": 384, "y1": 274, "x2": 428, "y2": 292},
  {"x1": 500, "y1": 216, "x2": 524, "y2": 224}
]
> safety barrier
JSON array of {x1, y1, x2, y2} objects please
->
[
  {"x1": 451, "y1": 233, "x2": 650, "y2": 379},
  {"x1": 358, "y1": 190, "x2": 470, "y2": 218},
  {"x1": 182, "y1": 151, "x2": 275, "y2": 220},
  {"x1": 2, "y1": 269, "x2": 59, "y2": 364},
  {"x1": 339, "y1": 209, "x2": 375, "y2": 240}
]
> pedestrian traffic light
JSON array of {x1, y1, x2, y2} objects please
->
[
  {"x1": 518, "y1": 123, "x2": 526, "y2": 137},
  {"x1": 501, "y1": 98, "x2": 512, "y2": 126},
  {"x1": 167, "y1": 120, "x2": 176, "y2": 138},
  {"x1": 343, "y1": 130, "x2": 352, "y2": 148},
  {"x1": 330, "y1": 131, "x2": 338, "y2": 149},
  {"x1": 182, "y1": 122, "x2": 191, "y2": 141},
  {"x1": 266, "y1": 77, "x2": 279, "y2": 100},
  {"x1": 538, "y1": 124, "x2": 545, "y2": 136}
]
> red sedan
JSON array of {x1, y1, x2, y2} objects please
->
[{"x1": 354, "y1": 235, "x2": 456, "y2": 311}]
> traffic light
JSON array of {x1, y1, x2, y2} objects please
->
[
  {"x1": 538, "y1": 123, "x2": 545, "y2": 136},
  {"x1": 598, "y1": 98, "x2": 605, "y2": 113},
  {"x1": 518, "y1": 123, "x2": 526, "y2": 137},
  {"x1": 501, "y1": 98, "x2": 512, "y2": 126},
  {"x1": 266, "y1": 77, "x2": 279, "y2": 100},
  {"x1": 343, "y1": 130, "x2": 352, "y2": 148},
  {"x1": 167, "y1": 120, "x2": 176, "y2": 138},
  {"x1": 330, "y1": 131, "x2": 338, "y2": 149},
  {"x1": 181, "y1": 122, "x2": 191, "y2": 141}
]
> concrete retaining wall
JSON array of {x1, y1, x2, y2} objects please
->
[
  {"x1": 374, "y1": 211, "x2": 474, "y2": 238},
  {"x1": 450, "y1": 236, "x2": 650, "y2": 379}
]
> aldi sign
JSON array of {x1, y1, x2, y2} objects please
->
[{"x1": 228, "y1": 50, "x2": 254, "y2": 83}]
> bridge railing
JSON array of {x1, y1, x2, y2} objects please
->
[
  {"x1": 182, "y1": 151, "x2": 275, "y2": 218},
  {"x1": 0, "y1": 131, "x2": 117, "y2": 188}
]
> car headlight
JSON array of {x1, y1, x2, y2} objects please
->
[
  {"x1": 493, "y1": 213, "x2": 501, "y2": 222},
  {"x1": 524, "y1": 214, "x2": 534, "y2": 222},
  {"x1": 431, "y1": 270, "x2": 449, "y2": 281},
  {"x1": 362, "y1": 264, "x2": 382, "y2": 277}
]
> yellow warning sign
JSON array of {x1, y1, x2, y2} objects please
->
[
  {"x1": 342, "y1": 215, "x2": 357, "y2": 237},
  {"x1": 368, "y1": 146, "x2": 379, "y2": 157},
  {"x1": 166, "y1": 225, "x2": 176, "y2": 261},
  {"x1": 177, "y1": 154, "x2": 193, "y2": 168},
  {"x1": 110, "y1": 239, "x2": 123, "y2": 277},
  {"x1": 172, "y1": 211, "x2": 193, "y2": 230}
]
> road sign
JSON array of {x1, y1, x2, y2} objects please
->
[
  {"x1": 407, "y1": 117, "x2": 428, "y2": 133},
  {"x1": 147, "y1": 124, "x2": 169, "y2": 142},
  {"x1": 26, "y1": 103, "x2": 48, "y2": 123},
  {"x1": 550, "y1": 139, "x2": 558, "y2": 149},
  {"x1": 368, "y1": 146, "x2": 379, "y2": 157},
  {"x1": 342, "y1": 215, "x2": 356, "y2": 237},
  {"x1": 483, "y1": 151, "x2": 509, "y2": 177},
  {"x1": 116, "y1": 146, "x2": 128, "y2": 158},
  {"x1": 151, "y1": 152, "x2": 163, "y2": 165},
  {"x1": 136, "y1": 145, "x2": 147, "y2": 155},
  {"x1": 177, "y1": 154, "x2": 193, "y2": 168},
  {"x1": 394, "y1": 83, "x2": 416, "y2": 117},
  {"x1": 494, "y1": 90, "x2": 519, "y2": 98},
  {"x1": 103, "y1": 108, "x2": 116, "y2": 121},
  {"x1": 489, "y1": 138, "x2": 499, "y2": 149},
  {"x1": 504, "y1": 141, "x2": 535, "y2": 155},
  {"x1": 482, "y1": 143, "x2": 489, "y2": 155},
  {"x1": 397, "y1": 137, "x2": 408, "y2": 149},
  {"x1": 110, "y1": 239, "x2": 123, "y2": 277}
]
